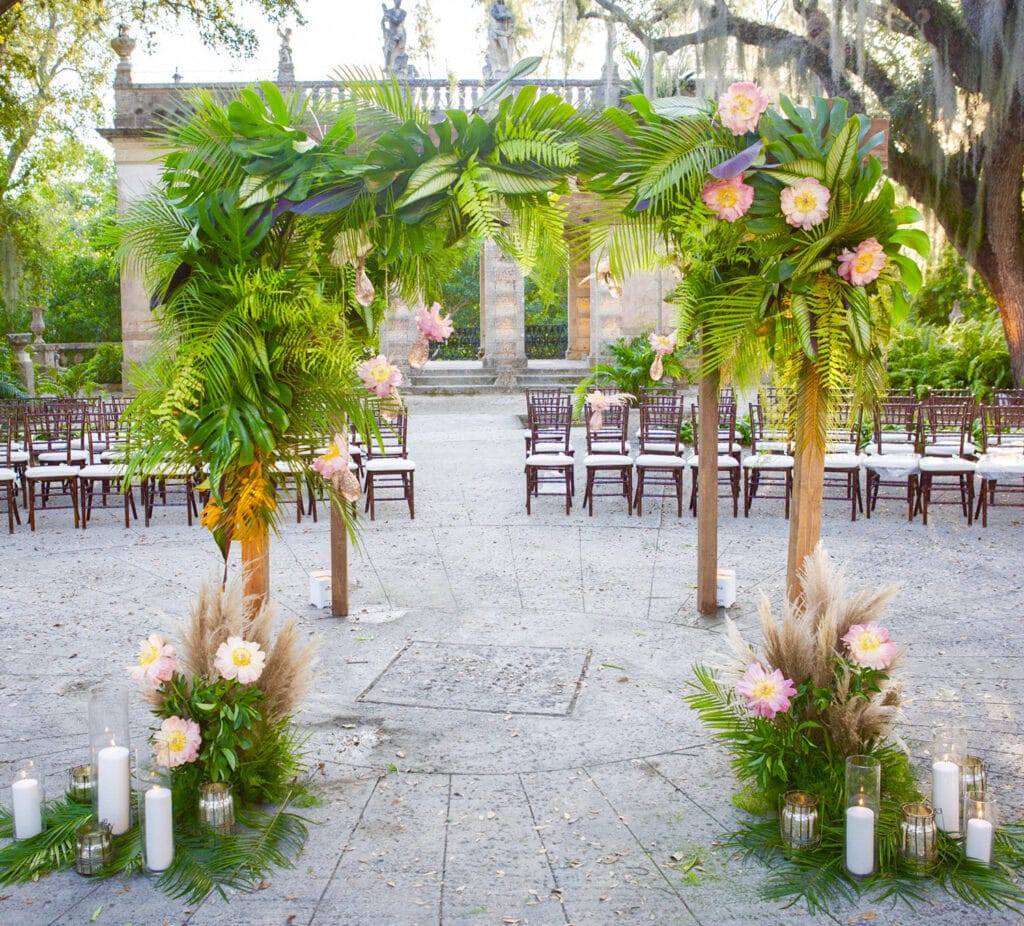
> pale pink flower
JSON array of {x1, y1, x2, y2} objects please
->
[
  {"x1": 153, "y1": 716, "x2": 201, "y2": 767},
  {"x1": 214, "y1": 636, "x2": 266, "y2": 685},
  {"x1": 312, "y1": 434, "x2": 352, "y2": 479},
  {"x1": 780, "y1": 177, "x2": 831, "y2": 230},
  {"x1": 837, "y1": 238, "x2": 887, "y2": 286},
  {"x1": 129, "y1": 633, "x2": 178, "y2": 687},
  {"x1": 358, "y1": 354, "x2": 403, "y2": 398},
  {"x1": 718, "y1": 81, "x2": 770, "y2": 135},
  {"x1": 648, "y1": 331, "x2": 677, "y2": 356},
  {"x1": 735, "y1": 663, "x2": 797, "y2": 719},
  {"x1": 415, "y1": 302, "x2": 454, "y2": 342},
  {"x1": 701, "y1": 175, "x2": 755, "y2": 222},
  {"x1": 842, "y1": 622, "x2": 897, "y2": 670},
  {"x1": 587, "y1": 390, "x2": 631, "y2": 432}
]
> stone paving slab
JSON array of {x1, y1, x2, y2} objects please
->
[{"x1": 1, "y1": 393, "x2": 1023, "y2": 925}]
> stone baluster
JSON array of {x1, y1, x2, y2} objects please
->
[{"x1": 480, "y1": 240, "x2": 526, "y2": 387}]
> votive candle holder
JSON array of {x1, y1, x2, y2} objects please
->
[
  {"x1": 898, "y1": 801, "x2": 938, "y2": 871},
  {"x1": 780, "y1": 790, "x2": 820, "y2": 850},
  {"x1": 845, "y1": 755, "x2": 881, "y2": 878}
]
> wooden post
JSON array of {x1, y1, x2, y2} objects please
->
[
  {"x1": 786, "y1": 364, "x2": 825, "y2": 601},
  {"x1": 330, "y1": 498, "x2": 349, "y2": 617},
  {"x1": 241, "y1": 532, "x2": 270, "y2": 618},
  {"x1": 696, "y1": 360, "x2": 720, "y2": 615}
]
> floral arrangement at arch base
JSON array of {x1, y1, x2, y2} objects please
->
[
  {"x1": 686, "y1": 544, "x2": 1024, "y2": 913},
  {"x1": 0, "y1": 582, "x2": 317, "y2": 903}
]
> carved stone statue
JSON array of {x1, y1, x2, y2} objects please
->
[
  {"x1": 484, "y1": 0, "x2": 516, "y2": 81},
  {"x1": 381, "y1": 0, "x2": 408, "y2": 77},
  {"x1": 277, "y1": 28, "x2": 295, "y2": 83}
]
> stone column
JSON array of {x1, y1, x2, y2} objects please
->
[
  {"x1": 7, "y1": 333, "x2": 34, "y2": 397},
  {"x1": 566, "y1": 235, "x2": 591, "y2": 361},
  {"x1": 480, "y1": 240, "x2": 526, "y2": 386},
  {"x1": 588, "y1": 253, "x2": 623, "y2": 363},
  {"x1": 379, "y1": 294, "x2": 421, "y2": 382}
]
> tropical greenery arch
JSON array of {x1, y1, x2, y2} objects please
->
[{"x1": 114, "y1": 62, "x2": 925, "y2": 609}]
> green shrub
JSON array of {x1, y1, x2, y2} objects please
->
[
  {"x1": 84, "y1": 342, "x2": 122, "y2": 384},
  {"x1": 573, "y1": 334, "x2": 693, "y2": 412}
]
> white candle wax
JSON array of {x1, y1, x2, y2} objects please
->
[
  {"x1": 97, "y1": 744, "x2": 131, "y2": 834},
  {"x1": 932, "y1": 759, "x2": 960, "y2": 833},
  {"x1": 845, "y1": 805, "x2": 875, "y2": 877},
  {"x1": 144, "y1": 785, "x2": 174, "y2": 871},
  {"x1": 965, "y1": 817, "x2": 993, "y2": 864},
  {"x1": 11, "y1": 776, "x2": 42, "y2": 839}
]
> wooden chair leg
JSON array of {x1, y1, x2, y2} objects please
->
[
  {"x1": 525, "y1": 468, "x2": 532, "y2": 514},
  {"x1": 675, "y1": 469, "x2": 683, "y2": 517},
  {"x1": 625, "y1": 470, "x2": 633, "y2": 515},
  {"x1": 585, "y1": 469, "x2": 594, "y2": 516},
  {"x1": 408, "y1": 472, "x2": 415, "y2": 519},
  {"x1": 743, "y1": 469, "x2": 751, "y2": 517},
  {"x1": 634, "y1": 469, "x2": 644, "y2": 516}
]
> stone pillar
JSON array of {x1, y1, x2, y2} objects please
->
[
  {"x1": 480, "y1": 240, "x2": 526, "y2": 386},
  {"x1": 566, "y1": 235, "x2": 590, "y2": 361},
  {"x1": 588, "y1": 253, "x2": 623, "y2": 363},
  {"x1": 7, "y1": 333, "x2": 34, "y2": 397},
  {"x1": 379, "y1": 294, "x2": 421, "y2": 382}
]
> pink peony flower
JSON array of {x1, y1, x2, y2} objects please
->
[
  {"x1": 129, "y1": 633, "x2": 178, "y2": 688},
  {"x1": 358, "y1": 354, "x2": 403, "y2": 398},
  {"x1": 648, "y1": 331, "x2": 677, "y2": 356},
  {"x1": 587, "y1": 390, "x2": 630, "y2": 432},
  {"x1": 718, "y1": 81, "x2": 770, "y2": 135},
  {"x1": 701, "y1": 175, "x2": 755, "y2": 222},
  {"x1": 780, "y1": 177, "x2": 831, "y2": 230},
  {"x1": 735, "y1": 663, "x2": 797, "y2": 719},
  {"x1": 415, "y1": 302, "x2": 454, "y2": 342},
  {"x1": 312, "y1": 434, "x2": 353, "y2": 480},
  {"x1": 837, "y1": 238, "x2": 887, "y2": 286},
  {"x1": 214, "y1": 636, "x2": 266, "y2": 685},
  {"x1": 842, "y1": 622, "x2": 897, "y2": 670},
  {"x1": 153, "y1": 716, "x2": 201, "y2": 767}
]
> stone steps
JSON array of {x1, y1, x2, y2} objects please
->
[{"x1": 404, "y1": 361, "x2": 589, "y2": 395}]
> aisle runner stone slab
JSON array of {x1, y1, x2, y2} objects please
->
[{"x1": 358, "y1": 640, "x2": 591, "y2": 716}]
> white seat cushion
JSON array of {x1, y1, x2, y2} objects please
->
[
  {"x1": 25, "y1": 464, "x2": 80, "y2": 479},
  {"x1": 589, "y1": 440, "x2": 631, "y2": 454},
  {"x1": 274, "y1": 460, "x2": 306, "y2": 474},
  {"x1": 742, "y1": 453, "x2": 794, "y2": 470},
  {"x1": 80, "y1": 464, "x2": 128, "y2": 479},
  {"x1": 524, "y1": 453, "x2": 572, "y2": 467},
  {"x1": 924, "y1": 442, "x2": 972, "y2": 456},
  {"x1": 863, "y1": 453, "x2": 920, "y2": 478},
  {"x1": 533, "y1": 441, "x2": 572, "y2": 454},
  {"x1": 687, "y1": 454, "x2": 740, "y2": 469},
  {"x1": 0, "y1": 467, "x2": 17, "y2": 482},
  {"x1": 875, "y1": 440, "x2": 916, "y2": 454},
  {"x1": 975, "y1": 455, "x2": 1024, "y2": 479},
  {"x1": 758, "y1": 440, "x2": 790, "y2": 453},
  {"x1": 145, "y1": 463, "x2": 193, "y2": 478},
  {"x1": 635, "y1": 453, "x2": 687, "y2": 468},
  {"x1": 824, "y1": 441, "x2": 857, "y2": 454},
  {"x1": 584, "y1": 454, "x2": 633, "y2": 467},
  {"x1": 5, "y1": 449, "x2": 29, "y2": 464},
  {"x1": 364, "y1": 458, "x2": 416, "y2": 472},
  {"x1": 37, "y1": 449, "x2": 88, "y2": 464},
  {"x1": 824, "y1": 453, "x2": 864, "y2": 469},
  {"x1": 919, "y1": 457, "x2": 975, "y2": 473},
  {"x1": 100, "y1": 450, "x2": 128, "y2": 463}
]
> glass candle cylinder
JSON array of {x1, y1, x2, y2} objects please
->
[
  {"x1": 780, "y1": 790, "x2": 820, "y2": 849},
  {"x1": 74, "y1": 822, "x2": 112, "y2": 876},
  {"x1": 845, "y1": 755, "x2": 881, "y2": 878},
  {"x1": 964, "y1": 791, "x2": 997, "y2": 865},
  {"x1": 11, "y1": 759, "x2": 45, "y2": 841},
  {"x1": 68, "y1": 764, "x2": 96, "y2": 804},
  {"x1": 198, "y1": 781, "x2": 235, "y2": 834},
  {"x1": 88, "y1": 687, "x2": 131, "y2": 835},
  {"x1": 899, "y1": 801, "x2": 938, "y2": 870},
  {"x1": 135, "y1": 750, "x2": 174, "y2": 872},
  {"x1": 959, "y1": 756, "x2": 986, "y2": 796},
  {"x1": 931, "y1": 724, "x2": 966, "y2": 834}
]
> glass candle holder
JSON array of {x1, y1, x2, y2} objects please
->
[
  {"x1": 74, "y1": 822, "x2": 112, "y2": 876},
  {"x1": 899, "y1": 801, "x2": 938, "y2": 871},
  {"x1": 931, "y1": 724, "x2": 966, "y2": 834},
  {"x1": 780, "y1": 790, "x2": 820, "y2": 849},
  {"x1": 135, "y1": 750, "x2": 174, "y2": 873},
  {"x1": 845, "y1": 755, "x2": 881, "y2": 878},
  {"x1": 68, "y1": 764, "x2": 96, "y2": 804},
  {"x1": 11, "y1": 758, "x2": 45, "y2": 841},
  {"x1": 88, "y1": 687, "x2": 132, "y2": 835},
  {"x1": 964, "y1": 791, "x2": 997, "y2": 865},
  {"x1": 960, "y1": 756, "x2": 986, "y2": 795},
  {"x1": 198, "y1": 781, "x2": 235, "y2": 834}
]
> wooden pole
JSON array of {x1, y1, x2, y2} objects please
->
[
  {"x1": 241, "y1": 532, "x2": 270, "y2": 618},
  {"x1": 696, "y1": 359, "x2": 720, "y2": 615},
  {"x1": 786, "y1": 364, "x2": 825, "y2": 601},
  {"x1": 330, "y1": 498, "x2": 349, "y2": 617}
]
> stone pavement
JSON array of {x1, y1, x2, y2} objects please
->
[{"x1": 1, "y1": 393, "x2": 1022, "y2": 926}]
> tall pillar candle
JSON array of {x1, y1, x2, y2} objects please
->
[
  {"x1": 965, "y1": 816, "x2": 993, "y2": 864},
  {"x1": 964, "y1": 791, "x2": 997, "y2": 865},
  {"x1": 932, "y1": 759, "x2": 960, "y2": 834},
  {"x1": 144, "y1": 784, "x2": 174, "y2": 871},
  {"x1": 97, "y1": 743, "x2": 130, "y2": 834},
  {"x1": 845, "y1": 803, "x2": 875, "y2": 877},
  {"x1": 11, "y1": 772, "x2": 42, "y2": 839}
]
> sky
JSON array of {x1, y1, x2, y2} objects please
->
[{"x1": 129, "y1": 0, "x2": 609, "y2": 86}]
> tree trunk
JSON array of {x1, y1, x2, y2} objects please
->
[
  {"x1": 330, "y1": 499, "x2": 349, "y2": 617},
  {"x1": 696, "y1": 361, "x2": 720, "y2": 614},
  {"x1": 241, "y1": 533, "x2": 270, "y2": 618},
  {"x1": 786, "y1": 365, "x2": 825, "y2": 601}
]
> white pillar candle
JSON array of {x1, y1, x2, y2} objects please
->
[
  {"x1": 144, "y1": 785, "x2": 174, "y2": 871},
  {"x1": 965, "y1": 817, "x2": 993, "y2": 864},
  {"x1": 97, "y1": 744, "x2": 131, "y2": 835},
  {"x1": 932, "y1": 759, "x2": 960, "y2": 833},
  {"x1": 11, "y1": 775, "x2": 42, "y2": 839},
  {"x1": 845, "y1": 804, "x2": 875, "y2": 877}
]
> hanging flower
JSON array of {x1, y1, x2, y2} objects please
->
[
  {"x1": 415, "y1": 302, "x2": 455, "y2": 342},
  {"x1": 837, "y1": 238, "x2": 887, "y2": 286},
  {"x1": 701, "y1": 175, "x2": 755, "y2": 222},
  {"x1": 780, "y1": 177, "x2": 831, "y2": 230},
  {"x1": 842, "y1": 622, "x2": 897, "y2": 670},
  {"x1": 312, "y1": 434, "x2": 361, "y2": 502},
  {"x1": 649, "y1": 331, "x2": 677, "y2": 356},
  {"x1": 735, "y1": 663, "x2": 797, "y2": 719},
  {"x1": 128, "y1": 633, "x2": 178, "y2": 687},
  {"x1": 717, "y1": 81, "x2": 770, "y2": 135},
  {"x1": 214, "y1": 636, "x2": 266, "y2": 685},
  {"x1": 358, "y1": 354, "x2": 403, "y2": 398},
  {"x1": 153, "y1": 716, "x2": 201, "y2": 767},
  {"x1": 587, "y1": 390, "x2": 632, "y2": 432}
]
